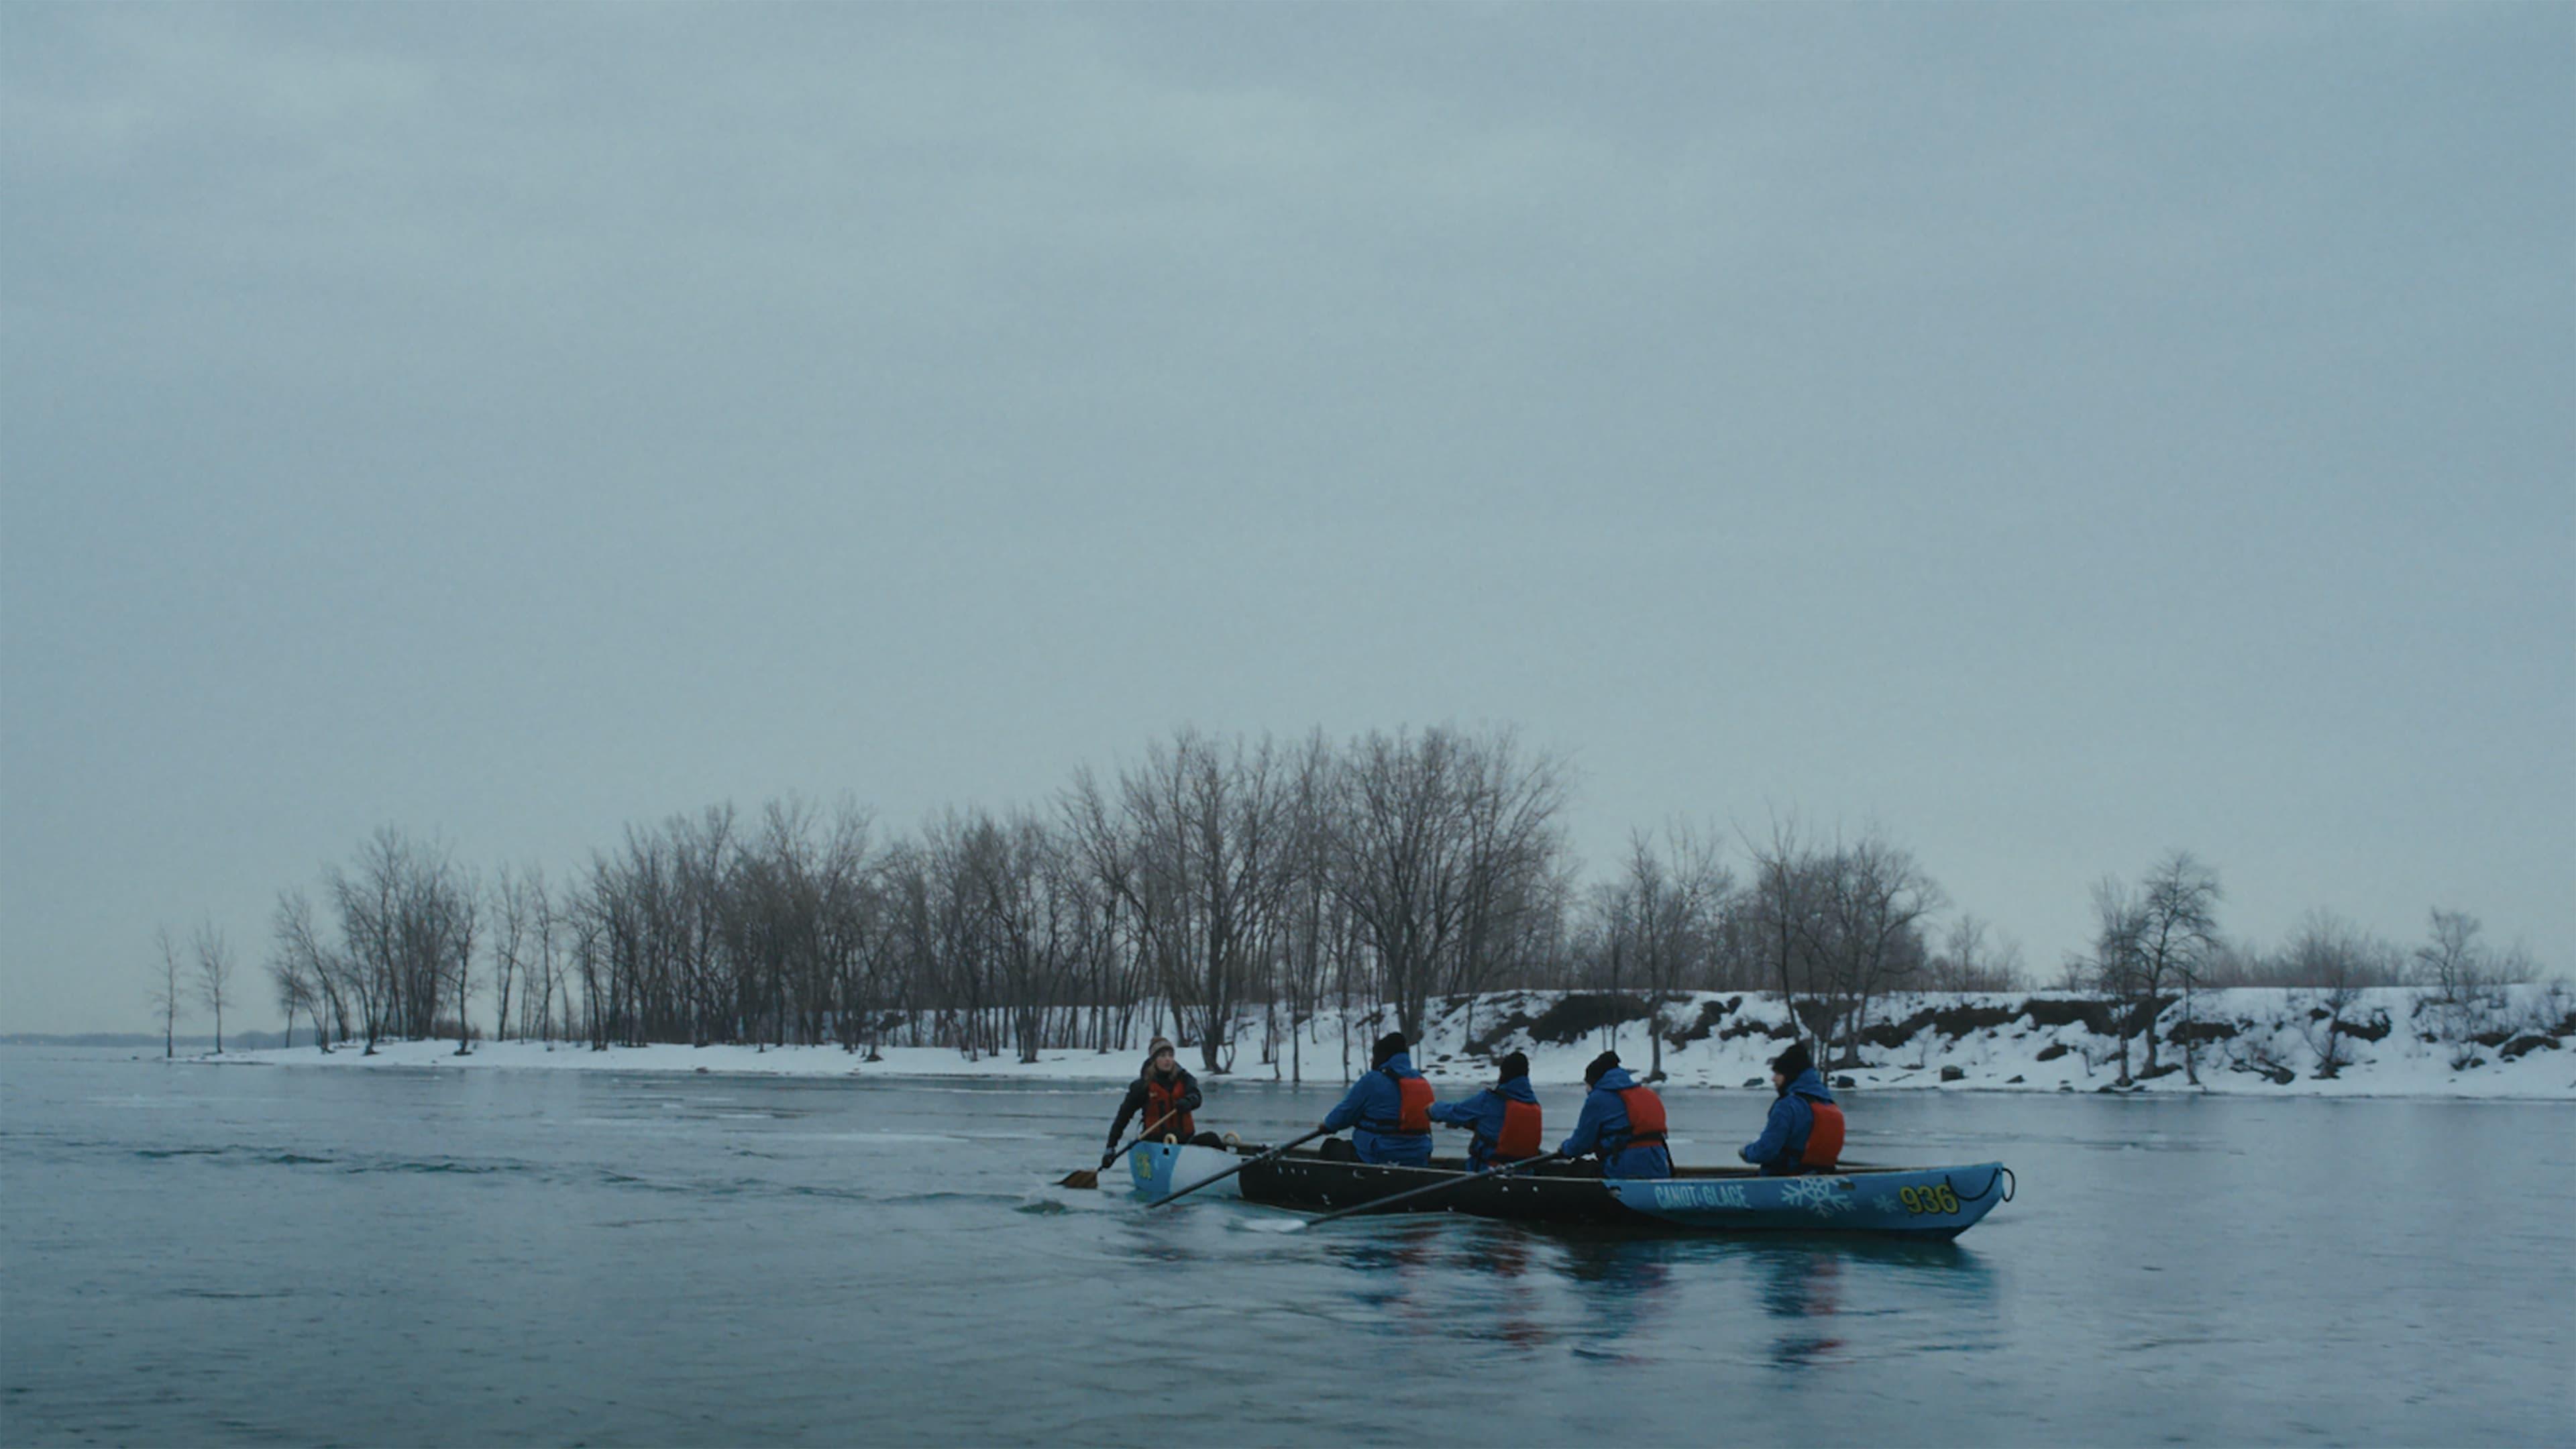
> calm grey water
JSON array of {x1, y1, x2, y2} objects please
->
[{"x1": 4, "y1": 1049, "x2": 2569, "y2": 1448}]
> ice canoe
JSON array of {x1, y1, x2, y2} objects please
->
[{"x1": 1230, "y1": 1148, "x2": 2012, "y2": 1238}]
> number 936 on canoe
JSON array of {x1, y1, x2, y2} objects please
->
[{"x1": 1897, "y1": 1184, "x2": 1962, "y2": 1215}]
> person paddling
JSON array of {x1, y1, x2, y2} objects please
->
[
  {"x1": 1428, "y1": 1050, "x2": 1543, "y2": 1171},
  {"x1": 1102, "y1": 1038, "x2": 1203, "y2": 1168},
  {"x1": 1740, "y1": 1041, "x2": 1845, "y2": 1176},
  {"x1": 1318, "y1": 1032, "x2": 1436, "y2": 1166},
  {"x1": 1559, "y1": 1051, "x2": 1672, "y2": 1179}
]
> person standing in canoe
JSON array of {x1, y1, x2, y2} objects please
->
[
  {"x1": 1740, "y1": 1040, "x2": 1845, "y2": 1176},
  {"x1": 1101, "y1": 1037, "x2": 1202, "y2": 1169},
  {"x1": 1318, "y1": 1032, "x2": 1436, "y2": 1166},
  {"x1": 1428, "y1": 1050, "x2": 1543, "y2": 1171},
  {"x1": 1559, "y1": 1050, "x2": 1672, "y2": 1179}
]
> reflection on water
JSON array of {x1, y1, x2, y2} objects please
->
[
  {"x1": 1762, "y1": 1247, "x2": 1847, "y2": 1365},
  {"x1": 1324, "y1": 1218, "x2": 1451, "y2": 1339},
  {"x1": 5, "y1": 1054, "x2": 2567, "y2": 1449},
  {"x1": 1552, "y1": 1234, "x2": 1677, "y2": 1360},
  {"x1": 1287, "y1": 1197, "x2": 2007, "y2": 1368}
]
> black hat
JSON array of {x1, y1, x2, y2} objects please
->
[
  {"x1": 1497, "y1": 1051, "x2": 1529, "y2": 1082},
  {"x1": 1371, "y1": 1032, "x2": 1409, "y2": 1069},
  {"x1": 1584, "y1": 1050, "x2": 1621, "y2": 1085},
  {"x1": 1772, "y1": 1040, "x2": 1814, "y2": 1079}
]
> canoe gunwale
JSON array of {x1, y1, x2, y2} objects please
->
[{"x1": 1218, "y1": 1146, "x2": 2008, "y2": 1238}]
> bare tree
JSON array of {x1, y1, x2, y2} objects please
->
[
  {"x1": 193, "y1": 918, "x2": 235, "y2": 1055},
  {"x1": 1061, "y1": 731, "x2": 1302, "y2": 1072},
  {"x1": 1273, "y1": 729, "x2": 1343, "y2": 1083},
  {"x1": 1330, "y1": 724, "x2": 1570, "y2": 1042},
  {"x1": 2414, "y1": 908, "x2": 2488, "y2": 1006},
  {"x1": 1444, "y1": 729, "x2": 1575, "y2": 1008},
  {"x1": 444, "y1": 866, "x2": 480, "y2": 1055},
  {"x1": 1930, "y1": 914, "x2": 2024, "y2": 992},
  {"x1": 272, "y1": 890, "x2": 345, "y2": 1049},
  {"x1": 528, "y1": 867, "x2": 566, "y2": 1044},
  {"x1": 1814, "y1": 832, "x2": 1945, "y2": 1065},
  {"x1": 2135, "y1": 851, "x2": 2223, "y2": 1082},
  {"x1": 959, "y1": 807, "x2": 1071, "y2": 1064},
  {"x1": 1061, "y1": 765, "x2": 1148, "y2": 1055},
  {"x1": 489, "y1": 865, "x2": 540, "y2": 1043},
  {"x1": 149, "y1": 926, "x2": 185, "y2": 1059},
  {"x1": 266, "y1": 907, "x2": 327, "y2": 1053},
  {"x1": 2284, "y1": 911, "x2": 2396, "y2": 1077},
  {"x1": 2085, "y1": 876, "x2": 2148, "y2": 1085},
  {"x1": 1616, "y1": 822, "x2": 1733, "y2": 1080},
  {"x1": 1741, "y1": 814, "x2": 1826, "y2": 1053}
]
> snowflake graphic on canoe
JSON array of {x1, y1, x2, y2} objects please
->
[
  {"x1": 1778, "y1": 1175, "x2": 1856, "y2": 1218},
  {"x1": 1869, "y1": 1193, "x2": 1903, "y2": 1214}
]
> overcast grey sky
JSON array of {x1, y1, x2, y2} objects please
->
[{"x1": 4, "y1": 2, "x2": 2569, "y2": 1034}]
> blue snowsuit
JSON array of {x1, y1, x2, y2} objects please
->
[
  {"x1": 1741, "y1": 1067, "x2": 1836, "y2": 1175},
  {"x1": 1322, "y1": 1053, "x2": 1435, "y2": 1166},
  {"x1": 1427, "y1": 1073, "x2": 1538, "y2": 1171},
  {"x1": 1558, "y1": 1067, "x2": 1672, "y2": 1179}
]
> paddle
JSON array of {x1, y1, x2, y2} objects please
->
[
  {"x1": 1057, "y1": 1109, "x2": 1179, "y2": 1190},
  {"x1": 1288, "y1": 1150, "x2": 1571, "y2": 1230},
  {"x1": 1146, "y1": 1126, "x2": 1334, "y2": 1209}
]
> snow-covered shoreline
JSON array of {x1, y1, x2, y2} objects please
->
[{"x1": 213, "y1": 985, "x2": 2575, "y2": 1102}]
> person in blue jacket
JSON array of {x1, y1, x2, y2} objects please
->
[
  {"x1": 1319, "y1": 1032, "x2": 1436, "y2": 1166},
  {"x1": 1740, "y1": 1040, "x2": 1843, "y2": 1175},
  {"x1": 1558, "y1": 1051, "x2": 1672, "y2": 1179},
  {"x1": 1427, "y1": 1050, "x2": 1542, "y2": 1171}
]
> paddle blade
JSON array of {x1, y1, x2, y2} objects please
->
[{"x1": 1058, "y1": 1169, "x2": 1100, "y2": 1189}]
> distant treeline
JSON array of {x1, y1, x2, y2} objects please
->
[
  {"x1": 5, "y1": 1029, "x2": 307, "y2": 1051},
  {"x1": 188, "y1": 724, "x2": 2545, "y2": 1078}
]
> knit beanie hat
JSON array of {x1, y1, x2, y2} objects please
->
[
  {"x1": 1584, "y1": 1050, "x2": 1621, "y2": 1085},
  {"x1": 1497, "y1": 1050, "x2": 1529, "y2": 1083},
  {"x1": 1371, "y1": 1032, "x2": 1409, "y2": 1069},
  {"x1": 1772, "y1": 1040, "x2": 1814, "y2": 1080}
]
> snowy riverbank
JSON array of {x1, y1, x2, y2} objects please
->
[{"x1": 216, "y1": 984, "x2": 2575, "y2": 1101}]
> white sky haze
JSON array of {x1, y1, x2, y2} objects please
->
[{"x1": 3, "y1": 2, "x2": 2569, "y2": 1032}]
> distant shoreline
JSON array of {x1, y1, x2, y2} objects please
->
[
  {"x1": 5, "y1": 1030, "x2": 305, "y2": 1051},
  {"x1": 90, "y1": 981, "x2": 2565, "y2": 1103}
]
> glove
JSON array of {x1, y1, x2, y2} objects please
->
[{"x1": 1099, "y1": 1146, "x2": 1119, "y2": 1170}]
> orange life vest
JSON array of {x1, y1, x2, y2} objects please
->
[
  {"x1": 1366, "y1": 1070, "x2": 1434, "y2": 1136},
  {"x1": 1142, "y1": 1075, "x2": 1194, "y2": 1140},
  {"x1": 1493, "y1": 1097, "x2": 1544, "y2": 1161},
  {"x1": 1612, "y1": 1085, "x2": 1668, "y2": 1155},
  {"x1": 1799, "y1": 1099, "x2": 1845, "y2": 1171}
]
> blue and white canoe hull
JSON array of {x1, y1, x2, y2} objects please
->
[
  {"x1": 1606, "y1": 1163, "x2": 2012, "y2": 1236},
  {"x1": 1126, "y1": 1140, "x2": 1243, "y2": 1199},
  {"x1": 1232, "y1": 1150, "x2": 2013, "y2": 1238}
]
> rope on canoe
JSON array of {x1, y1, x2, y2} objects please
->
[{"x1": 1945, "y1": 1165, "x2": 2015, "y2": 1204}]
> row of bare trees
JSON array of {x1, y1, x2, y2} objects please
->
[
  {"x1": 264, "y1": 828, "x2": 480, "y2": 1055},
  {"x1": 192, "y1": 726, "x2": 2546, "y2": 1077},
  {"x1": 148, "y1": 922, "x2": 234, "y2": 1056},
  {"x1": 2075, "y1": 853, "x2": 2543, "y2": 1084},
  {"x1": 247, "y1": 727, "x2": 1587, "y2": 1075}
]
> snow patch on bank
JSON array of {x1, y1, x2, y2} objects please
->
[{"x1": 221, "y1": 985, "x2": 2573, "y2": 1101}]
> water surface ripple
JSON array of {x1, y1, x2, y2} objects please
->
[{"x1": 4, "y1": 1050, "x2": 2567, "y2": 1446}]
